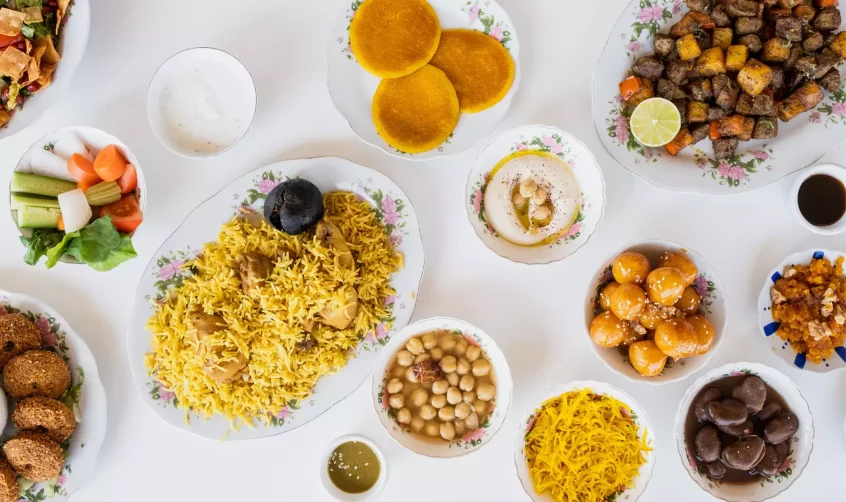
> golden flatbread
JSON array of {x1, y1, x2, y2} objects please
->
[
  {"x1": 350, "y1": 0, "x2": 440, "y2": 78},
  {"x1": 0, "y1": 8, "x2": 25, "y2": 36},
  {"x1": 429, "y1": 29, "x2": 515, "y2": 113},
  {"x1": 0, "y1": 46, "x2": 31, "y2": 82},
  {"x1": 35, "y1": 36, "x2": 60, "y2": 65},
  {"x1": 372, "y1": 64, "x2": 459, "y2": 153}
]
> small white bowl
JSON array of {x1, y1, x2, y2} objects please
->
[
  {"x1": 674, "y1": 362, "x2": 814, "y2": 502},
  {"x1": 372, "y1": 317, "x2": 513, "y2": 458},
  {"x1": 147, "y1": 47, "x2": 256, "y2": 159},
  {"x1": 514, "y1": 380, "x2": 656, "y2": 502},
  {"x1": 465, "y1": 124, "x2": 606, "y2": 265},
  {"x1": 583, "y1": 240, "x2": 728, "y2": 384},
  {"x1": 757, "y1": 248, "x2": 846, "y2": 373},
  {"x1": 0, "y1": 387, "x2": 7, "y2": 434},
  {"x1": 320, "y1": 434, "x2": 387, "y2": 501},
  {"x1": 790, "y1": 163, "x2": 846, "y2": 235}
]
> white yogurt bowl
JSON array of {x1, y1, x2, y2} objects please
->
[
  {"x1": 320, "y1": 434, "x2": 387, "y2": 501},
  {"x1": 147, "y1": 47, "x2": 256, "y2": 159}
]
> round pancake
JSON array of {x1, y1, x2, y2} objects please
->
[
  {"x1": 350, "y1": 0, "x2": 441, "y2": 78},
  {"x1": 429, "y1": 29, "x2": 515, "y2": 113},
  {"x1": 373, "y1": 64, "x2": 459, "y2": 154}
]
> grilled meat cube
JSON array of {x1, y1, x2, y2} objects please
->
[
  {"x1": 767, "y1": 8, "x2": 793, "y2": 24},
  {"x1": 770, "y1": 67, "x2": 786, "y2": 94},
  {"x1": 666, "y1": 59, "x2": 693, "y2": 85},
  {"x1": 713, "y1": 74, "x2": 730, "y2": 93},
  {"x1": 803, "y1": 32, "x2": 825, "y2": 52},
  {"x1": 793, "y1": 55, "x2": 819, "y2": 77},
  {"x1": 794, "y1": 4, "x2": 818, "y2": 22},
  {"x1": 654, "y1": 34, "x2": 676, "y2": 57},
  {"x1": 777, "y1": 0, "x2": 802, "y2": 8},
  {"x1": 632, "y1": 56, "x2": 666, "y2": 80},
  {"x1": 778, "y1": 81, "x2": 825, "y2": 121},
  {"x1": 814, "y1": 49, "x2": 840, "y2": 78},
  {"x1": 696, "y1": 30, "x2": 713, "y2": 51},
  {"x1": 708, "y1": 107, "x2": 728, "y2": 121},
  {"x1": 753, "y1": 117, "x2": 779, "y2": 139},
  {"x1": 785, "y1": 70, "x2": 807, "y2": 92},
  {"x1": 737, "y1": 17, "x2": 764, "y2": 35},
  {"x1": 657, "y1": 78, "x2": 678, "y2": 100},
  {"x1": 785, "y1": 45, "x2": 805, "y2": 70},
  {"x1": 761, "y1": 0, "x2": 777, "y2": 5},
  {"x1": 716, "y1": 80, "x2": 740, "y2": 109},
  {"x1": 673, "y1": 98, "x2": 690, "y2": 125},
  {"x1": 819, "y1": 67, "x2": 842, "y2": 92},
  {"x1": 726, "y1": 0, "x2": 760, "y2": 18},
  {"x1": 712, "y1": 4, "x2": 732, "y2": 27},
  {"x1": 824, "y1": 31, "x2": 840, "y2": 48},
  {"x1": 736, "y1": 93, "x2": 755, "y2": 114},
  {"x1": 713, "y1": 138, "x2": 740, "y2": 159},
  {"x1": 691, "y1": 123, "x2": 711, "y2": 143},
  {"x1": 688, "y1": 78, "x2": 714, "y2": 101},
  {"x1": 738, "y1": 34, "x2": 763, "y2": 53},
  {"x1": 686, "y1": 0, "x2": 712, "y2": 13},
  {"x1": 775, "y1": 17, "x2": 804, "y2": 42},
  {"x1": 813, "y1": 7, "x2": 842, "y2": 32},
  {"x1": 717, "y1": 115, "x2": 755, "y2": 139},
  {"x1": 752, "y1": 94, "x2": 776, "y2": 116}
]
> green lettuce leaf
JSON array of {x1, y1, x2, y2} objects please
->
[
  {"x1": 69, "y1": 216, "x2": 122, "y2": 263},
  {"x1": 87, "y1": 235, "x2": 137, "y2": 272},
  {"x1": 20, "y1": 229, "x2": 63, "y2": 265},
  {"x1": 45, "y1": 231, "x2": 80, "y2": 269}
]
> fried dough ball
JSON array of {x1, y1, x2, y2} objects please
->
[
  {"x1": 599, "y1": 282, "x2": 621, "y2": 311},
  {"x1": 0, "y1": 313, "x2": 42, "y2": 368},
  {"x1": 687, "y1": 315, "x2": 716, "y2": 356},
  {"x1": 675, "y1": 287, "x2": 701, "y2": 315},
  {"x1": 609, "y1": 283, "x2": 647, "y2": 321},
  {"x1": 3, "y1": 351, "x2": 71, "y2": 399},
  {"x1": 658, "y1": 251, "x2": 698, "y2": 286},
  {"x1": 12, "y1": 397, "x2": 76, "y2": 443},
  {"x1": 646, "y1": 267, "x2": 686, "y2": 306},
  {"x1": 654, "y1": 318, "x2": 698, "y2": 360},
  {"x1": 620, "y1": 325, "x2": 647, "y2": 347},
  {"x1": 3, "y1": 431, "x2": 64, "y2": 482},
  {"x1": 0, "y1": 459, "x2": 16, "y2": 502},
  {"x1": 638, "y1": 303, "x2": 674, "y2": 330},
  {"x1": 629, "y1": 340, "x2": 668, "y2": 377},
  {"x1": 589, "y1": 311, "x2": 630, "y2": 348},
  {"x1": 612, "y1": 252, "x2": 651, "y2": 285}
]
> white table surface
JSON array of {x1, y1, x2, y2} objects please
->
[{"x1": 1, "y1": 0, "x2": 844, "y2": 500}]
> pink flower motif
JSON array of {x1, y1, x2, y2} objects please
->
[
  {"x1": 673, "y1": 0, "x2": 682, "y2": 15},
  {"x1": 696, "y1": 158, "x2": 707, "y2": 169},
  {"x1": 383, "y1": 211, "x2": 399, "y2": 225},
  {"x1": 525, "y1": 412, "x2": 539, "y2": 432},
  {"x1": 643, "y1": 148, "x2": 654, "y2": 161},
  {"x1": 515, "y1": 142, "x2": 528, "y2": 151},
  {"x1": 615, "y1": 94, "x2": 624, "y2": 104},
  {"x1": 729, "y1": 371, "x2": 747, "y2": 377},
  {"x1": 469, "y1": 5, "x2": 480, "y2": 22},
  {"x1": 276, "y1": 407, "x2": 290, "y2": 419},
  {"x1": 652, "y1": 5, "x2": 665, "y2": 20},
  {"x1": 463, "y1": 333, "x2": 481, "y2": 347},
  {"x1": 57, "y1": 474, "x2": 66, "y2": 486},
  {"x1": 389, "y1": 234, "x2": 403, "y2": 246},
  {"x1": 381, "y1": 390, "x2": 390, "y2": 409},
  {"x1": 483, "y1": 171, "x2": 491, "y2": 183},
  {"x1": 42, "y1": 330, "x2": 57, "y2": 348},
  {"x1": 35, "y1": 316, "x2": 51, "y2": 336},
  {"x1": 615, "y1": 114, "x2": 629, "y2": 143},
  {"x1": 462, "y1": 427, "x2": 485, "y2": 442},
  {"x1": 778, "y1": 456, "x2": 791, "y2": 473},
  {"x1": 811, "y1": 111, "x2": 822, "y2": 123},
  {"x1": 620, "y1": 406, "x2": 632, "y2": 418},
  {"x1": 600, "y1": 268, "x2": 613, "y2": 283},
  {"x1": 158, "y1": 260, "x2": 185, "y2": 281},
  {"x1": 542, "y1": 135, "x2": 563, "y2": 154},
  {"x1": 833, "y1": 102, "x2": 846, "y2": 117},
  {"x1": 258, "y1": 179, "x2": 280, "y2": 195},
  {"x1": 628, "y1": 40, "x2": 643, "y2": 52},
  {"x1": 381, "y1": 196, "x2": 397, "y2": 214},
  {"x1": 694, "y1": 276, "x2": 709, "y2": 298},
  {"x1": 751, "y1": 150, "x2": 769, "y2": 161},
  {"x1": 489, "y1": 25, "x2": 504, "y2": 41},
  {"x1": 157, "y1": 383, "x2": 174, "y2": 402},
  {"x1": 384, "y1": 295, "x2": 396, "y2": 306},
  {"x1": 563, "y1": 222, "x2": 582, "y2": 239},
  {"x1": 716, "y1": 162, "x2": 732, "y2": 178},
  {"x1": 729, "y1": 166, "x2": 746, "y2": 181},
  {"x1": 637, "y1": 7, "x2": 654, "y2": 22},
  {"x1": 375, "y1": 323, "x2": 389, "y2": 340},
  {"x1": 473, "y1": 189, "x2": 482, "y2": 213},
  {"x1": 687, "y1": 449, "x2": 697, "y2": 470},
  {"x1": 0, "y1": 306, "x2": 6, "y2": 316},
  {"x1": 365, "y1": 332, "x2": 376, "y2": 344}
]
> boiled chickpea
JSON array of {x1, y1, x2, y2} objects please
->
[
  {"x1": 455, "y1": 339, "x2": 468, "y2": 356},
  {"x1": 397, "y1": 408, "x2": 412, "y2": 424},
  {"x1": 429, "y1": 347, "x2": 444, "y2": 362},
  {"x1": 396, "y1": 350, "x2": 414, "y2": 367},
  {"x1": 432, "y1": 380, "x2": 449, "y2": 395},
  {"x1": 477, "y1": 383, "x2": 496, "y2": 402},
  {"x1": 411, "y1": 388, "x2": 429, "y2": 407},
  {"x1": 422, "y1": 333, "x2": 439, "y2": 350},
  {"x1": 463, "y1": 391, "x2": 476, "y2": 404},
  {"x1": 419, "y1": 404, "x2": 437, "y2": 420},
  {"x1": 386, "y1": 378, "x2": 404, "y2": 394},
  {"x1": 440, "y1": 355, "x2": 457, "y2": 373},
  {"x1": 447, "y1": 387, "x2": 462, "y2": 405},
  {"x1": 455, "y1": 402, "x2": 472, "y2": 420},
  {"x1": 466, "y1": 345, "x2": 481, "y2": 362},
  {"x1": 454, "y1": 419, "x2": 466, "y2": 436},
  {"x1": 414, "y1": 353, "x2": 431, "y2": 364},
  {"x1": 471, "y1": 359, "x2": 491, "y2": 377},
  {"x1": 389, "y1": 394, "x2": 405, "y2": 409},
  {"x1": 392, "y1": 366, "x2": 406, "y2": 379},
  {"x1": 440, "y1": 421, "x2": 456, "y2": 441},
  {"x1": 465, "y1": 412, "x2": 480, "y2": 430},
  {"x1": 446, "y1": 372, "x2": 460, "y2": 386},
  {"x1": 439, "y1": 336, "x2": 457, "y2": 352},
  {"x1": 406, "y1": 337, "x2": 425, "y2": 355},
  {"x1": 431, "y1": 394, "x2": 447, "y2": 409},
  {"x1": 456, "y1": 357, "x2": 471, "y2": 375},
  {"x1": 424, "y1": 422, "x2": 440, "y2": 437},
  {"x1": 411, "y1": 416, "x2": 425, "y2": 432},
  {"x1": 474, "y1": 401, "x2": 487, "y2": 416},
  {"x1": 405, "y1": 367, "x2": 419, "y2": 383},
  {"x1": 439, "y1": 406, "x2": 456, "y2": 421},
  {"x1": 459, "y1": 374, "x2": 476, "y2": 392}
]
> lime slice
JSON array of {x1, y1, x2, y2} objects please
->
[{"x1": 630, "y1": 98, "x2": 682, "y2": 148}]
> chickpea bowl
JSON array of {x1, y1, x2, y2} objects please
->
[
  {"x1": 372, "y1": 317, "x2": 513, "y2": 458},
  {"x1": 584, "y1": 240, "x2": 727, "y2": 384}
]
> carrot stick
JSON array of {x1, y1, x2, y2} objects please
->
[
  {"x1": 665, "y1": 129, "x2": 693, "y2": 156},
  {"x1": 93, "y1": 145, "x2": 127, "y2": 182},
  {"x1": 709, "y1": 121, "x2": 722, "y2": 141},
  {"x1": 67, "y1": 153, "x2": 101, "y2": 188},
  {"x1": 57, "y1": 214, "x2": 64, "y2": 231}
]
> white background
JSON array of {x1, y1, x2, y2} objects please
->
[{"x1": 0, "y1": 0, "x2": 844, "y2": 500}]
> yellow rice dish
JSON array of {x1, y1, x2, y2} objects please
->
[
  {"x1": 145, "y1": 192, "x2": 402, "y2": 427},
  {"x1": 350, "y1": 0, "x2": 441, "y2": 78},
  {"x1": 524, "y1": 389, "x2": 651, "y2": 502}
]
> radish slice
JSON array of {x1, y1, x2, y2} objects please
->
[
  {"x1": 52, "y1": 135, "x2": 93, "y2": 161},
  {"x1": 57, "y1": 189, "x2": 93, "y2": 233},
  {"x1": 30, "y1": 148, "x2": 77, "y2": 182}
]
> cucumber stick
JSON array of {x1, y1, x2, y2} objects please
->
[
  {"x1": 85, "y1": 181, "x2": 121, "y2": 206},
  {"x1": 17, "y1": 206, "x2": 61, "y2": 229},
  {"x1": 11, "y1": 172, "x2": 77, "y2": 197},
  {"x1": 10, "y1": 194, "x2": 60, "y2": 211}
]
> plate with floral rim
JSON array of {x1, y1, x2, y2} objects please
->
[
  {"x1": 126, "y1": 157, "x2": 424, "y2": 440},
  {"x1": 593, "y1": 0, "x2": 846, "y2": 194},
  {"x1": 514, "y1": 380, "x2": 656, "y2": 502},
  {"x1": 465, "y1": 124, "x2": 605, "y2": 264},
  {"x1": 0, "y1": 290, "x2": 107, "y2": 502},
  {"x1": 327, "y1": 0, "x2": 521, "y2": 160}
]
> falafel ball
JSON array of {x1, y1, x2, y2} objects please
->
[
  {"x1": 0, "y1": 313, "x2": 42, "y2": 367},
  {"x1": 3, "y1": 350, "x2": 71, "y2": 399},
  {"x1": 3, "y1": 431, "x2": 64, "y2": 482},
  {"x1": 13, "y1": 396, "x2": 76, "y2": 443},
  {"x1": 0, "y1": 459, "x2": 17, "y2": 502}
]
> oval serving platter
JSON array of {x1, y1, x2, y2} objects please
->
[
  {"x1": 127, "y1": 157, "x2": 425, "y2": 440},
  {"x1": 327, "y1": 0, "x2": 521, "y2": 160},
  {"x1": 0, "y1": 290, "x2": 107, "y2": 501},
  {"x1": 593, "y1": 0, "x2": 846, "y2": 194}
]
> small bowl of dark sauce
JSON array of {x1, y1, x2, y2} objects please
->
[
  {"x1": 791, "y1": 164, "x2": 846, "y2": 235},
  {"x1": 321, "y1": 435, "x2": 386, "y2": 501}
]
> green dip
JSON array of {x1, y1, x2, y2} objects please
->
[{"x1": 327, "y1": 440, "x2": 380, "y2": 494}]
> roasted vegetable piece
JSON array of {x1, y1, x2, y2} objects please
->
[
  {"x1": 726, "y1": 45, "x2": 749, "y2": 71},
  {"x1": 665, "y1": 128, "x2": 694, "y2": 156},
  {"x1": 762, "y1": 38, "x2": 791, "y2": 62},
  {"x1": 691, "y1": 123, "x2": 711, "y2": 143},
  {"x1": 815, "y1": 0, "x2": 840, "y2": 8},
  {"x1": 697, "y1": 47, "x2": 727, "y2": 76},
  {"x1": 775, "y1": 17, "x2": 804, "y2": 41},
  {"x1": 737, "y1": 59, "x2": 773, "y2": 95},
  {"x1": 709, "y1": 120, "x2": 722, "y2": 140},
  {"x1": 657, "y1": 78, "x2": 678, "y2": 100},
  {"x1": 688, "y1": 101, "x2": 710, "y2": 123},
  {"x1": 803, "y1": 32, "x2": 825, "y2": 52},
  {"x1": 713, "y1": 137, "x2": 739, "y2": 159},
  {"x1": 667, "y1": 59, "x2": 693, "y2": 84},
  {"x1": 686, "y1": 0, "x2": 713, "y2": 13},
  {"x1": 726, "y1": 0, "x2": 760, "y2": 17},
  {"x1": 736, "y1": 17, "x2": 764, "y2": 35},
  {"x1": 688, "y1": 79, "x2": 714, "y2": 101},
  {"x1": 708, "y1": 107, "x2": 728, "y2": 121},
  {"x1": 712, "y1": 4, "x2": 732, "y2": 26},
  {"x1": 738, "y1": 34, "x2": 763, "y2": 52},
  {"x1": 777, "y1": 0, "x2": 802, "y2": 8},
  {"x1": 778, "y1": 81, "x2": 825, "y2": 121},
  {"x1": 713, "y1": 28, "x2": 734, "y2": 50},
  {"x1": 632, "y1": 56, "x2": 666, "y2": 80},
  {"x1": 671, "y1": 12, "x2": 716, "y2": 38},
  {"x1": 677, "y1": 34, "x2": 703, "y2": 60},
  {"x1": 654, "y1": 34, "x2": 676, "y2": 57},
  {"x1": 627, "y1": 78, "x2": 655, "y2": 107},
  {"x1": 792, "y1": 56, "x2": 818, "y2": 77},
  {"x1": 829, "y1": 32, "x2": 846, "y2": 57},
  {"x1": 620, "y1": 75, "x2": 644, "y2": 101},
  {"x1": 767, "y1": 8, "x2": 793, "y2": 23},
  {"x1": 717, "y1": 115, "x2": 756, "y2": 141},
  {"x1": 770, "y1": 67, "x2": 786, "y2": 93},
  {"x1": 793, "y1": 4, "x2": 818, "y2": 22},
  {"x1": 762, "y1": 0, "x2": 779, "y2": 6},
  {"x1": 753, "y1": 117, "x2": 779, "y2": 139},
  {"x1": 819, "y1": 67, "x2": 842, "y2": 92},
  {"x1": 813, "y1": 7, "x2": 842, "y2": 31}
]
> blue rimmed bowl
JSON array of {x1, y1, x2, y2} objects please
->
[{"x1": 758, "y1": 249, "x2": 846, "y2": 372}]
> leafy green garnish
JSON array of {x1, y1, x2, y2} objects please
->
[
  {"x1": 15, "y1": 0, "x2": 43, "y2": 8},
  {"x1": 87, "y1": 235, "x2": 137, "y2": 272},
  {"x1": 37, "y1": 216, "x2": 137, "y2": 271},
  {"x1": 44, "y1": 142, "x2": 54, "y2": 151},
  {"x1": 19, "y1": 229, "x2": 63, "y2": 265},
  {"x1": 45, "y1": 231, "x2": 79, "y2": 269},
  {"x1": 6, "y1": 82, "x2": 20, "y2": 111},
  {"x1": 21, "y1": 22, "x2": 49, "y2": 39}
]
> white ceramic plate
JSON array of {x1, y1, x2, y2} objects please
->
[
  {"x1": 465, "y1": 125, "x2": 605, "y2": 264},
  {"x1": 127, "y1": 157, "x2": 425, "y2": 440},
  {"x1": 371, "y1": 317, "x2": 512, "y2": 458},
  {"x1": 10, "y1": 125, "x2": 147, "y2": 265},
  {"x1": 0, "y1": 290, "x2": 107, "y2": 501},
  {"x1": 327, "y1": 0, "x2": 521, "y2": 160},
  {"x1": 593, "y1": 0, "x2": 846, "y2": 194},
  {"x1": 584, "y1": 240, "x2": 727, "y2": 384},
  {"x1": 514, "y1": 380, "x2": 656, "y2": 502},
  {"x1": 675, "y1": 363, "x2": 814, "y2": 502},
  {"x1": 0, "y1": 0, "x2": 90, "y2": 140},
  {"x1": 758, "y1": 248, "x2": 846, "y2": 373}
]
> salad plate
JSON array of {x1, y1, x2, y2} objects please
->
[
  {"x1": 127, "y1": 157, "x2": 425, "y2": 440},
  {"x1": 593, "y1": 0, "x2": 846, "y2": 194}
]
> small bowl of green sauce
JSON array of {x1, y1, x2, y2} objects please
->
[{"x1": 321, "y1": 435, "x2": 386, "y2": 501}]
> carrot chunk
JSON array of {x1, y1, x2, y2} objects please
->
[
  {"x1": 619, "y1": 75, "x2": 643, "y2": 101},
  {"x1": 93, "y1": 145, "x2": 128, "y2": 182},
  {"x1": 665, "y1": 129, "x2": 693, "y2": 156}
]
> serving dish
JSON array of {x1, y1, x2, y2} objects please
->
[
  {"x1": 674, "y1": 362, "x2": 813, "y2": 502},
  {"x1": 758, "y1": 248, "x2": 846, "y2": 372},
  {"x1": 0, "y1": 290, "x2": 107, "y2": 501},
  {"x1": 127, "y1": 157, "x2": 424, "y2": 440},
  {"x1": 327, "y1": 0, "x2": 520, "y2": 160},
  {"x1": 593, "y1": 0, "x2": 846, "y2": 194},
  {"x1": 514, "y1": 380, "x2": 655, "y2": 502},
  {"x1": 789, "y1": 163, "x2": 846, "y2": 235},
  {"x1": 465, "y1": 124, "x2": 605, "y2": 264},
  {"x1": 372, "y1": 317, "x2": 512, "y2": 458},
  {"x1": 585, "y1": 239, "x2": 727, "y2": 384},
  {"x1": 320, "y1": 434, "x2": 387, "y2": 501}
]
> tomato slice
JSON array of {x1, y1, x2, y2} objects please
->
[
  {"x1": 0, "y1": 34, "x2": 22, "y2": 48},
  {"x1": 99, "y1": 195, "x2": 143, "y2": 233}
]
